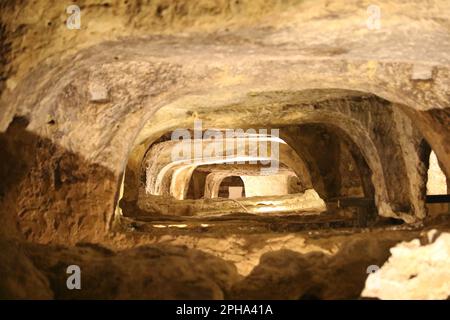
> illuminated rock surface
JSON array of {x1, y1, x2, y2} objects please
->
[{"x1": 0, "y1": 0, "x2": 449, "y2": 299}]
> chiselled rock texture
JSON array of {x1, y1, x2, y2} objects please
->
[
  {"x1": 0, "y1": 0, "x2": 449, "y2": 243},
  {"x1": 1, "y1": 241, "x2": 240, "y2": 300},
  {"x1": 0, "y1": 0, "x2": 449, "y2": 300},
  {"x1": 136, "y1": 189, "x2": 326, "y2": 217},
  {"x1": 3, "y1": 224, "x2": 444, "y2": 300},
  {"x1": 0, "y1": 238, "x2": 53, "y2": 299}
]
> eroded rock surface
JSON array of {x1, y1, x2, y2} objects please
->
[
  {"x1": 230, "y1": 231, "x2": 420, "y2": 299},
  {"x1": 1, "y1": 242, "x2": 240, "y2": 300},
  {"x1": 362, "y1": 231, "x2": 450, "y2": 300},
  {"x1": 0, "y1": 0, "x2": 449, "y2": 300}
]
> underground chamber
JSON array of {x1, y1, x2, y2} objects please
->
[{"x1": 0, "y1": 0, "x2": 450, "y2": 300}]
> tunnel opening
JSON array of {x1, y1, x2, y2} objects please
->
[
  {"x1": 423, "y1": 142, "x2": 450, "y2": 218},
  {"x1": 119, "y1": 127, "x2": 327, "y2": 220},
  {"x1": 110, "y1": 87, "x2": 450, "y2": 300},
  {"x1": 217, "y1": 176, "x2": 246, "y2": 199},
  {"x1": 107, "y1": 87, "x2": 449, "y2": 246},
  {"x1": 116, "y1": 88, "x2": 449, "y2": 231},
  {"x1": 426, "y1": 151, "x2": 448, "y2": 195},
  {"x1": 117, "y1": 110, "x2": 395, "y2": 232}
]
